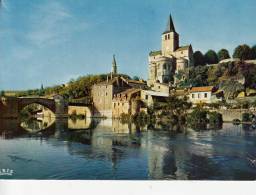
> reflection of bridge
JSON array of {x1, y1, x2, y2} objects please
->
[{"x1": 0, "y1": 96, "x2": 68, "y2": 118}]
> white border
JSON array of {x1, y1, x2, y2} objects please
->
[{"x1": 0, "y1": 180, "x2": 255, "y2": 195}]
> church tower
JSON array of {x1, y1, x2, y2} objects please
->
[
  {"x1": 112, "y1": 54, "x2": 117, "y2": 75},
  {"x1": 161, "y1": 14, "x2": 179, "y2": 56}
]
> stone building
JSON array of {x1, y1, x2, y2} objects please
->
[
  {"x1": 91, "y1": 56, "x2": 147, "y2": 118},
  {"x1": 92, "y1": 76, "x2": 131, "y2": 118},
  {"x1": 112, "y1": 88, "x2": 142, "y2": 118},
  {"x1": 148, "y1": 14, "x2": 194, "y2": 87},
  {"x1": 189, "y1": 86, "x2": 223, "y2": 104}
]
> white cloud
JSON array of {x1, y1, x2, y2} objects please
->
[
  {"x1": 1, "y1": 0, "x2": 9, "y2": 11},
  {"x1": 26, "y1": 1, "x2": 87, "y2": 48}
]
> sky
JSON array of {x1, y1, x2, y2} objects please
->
[{"x1": 0, "y1": 0, "x2": 256, "y2": 90}]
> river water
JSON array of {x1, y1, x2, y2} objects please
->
[{"x1": 0, "y1": 117, "x2": 256, "y2": 180}]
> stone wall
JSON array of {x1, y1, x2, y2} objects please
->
[
  {"x1": 92, "y1": 84, "x2": 113, "y2": 118},
  {"x1": 68, "y1": 105, "x2": 92, "y2": 118}
]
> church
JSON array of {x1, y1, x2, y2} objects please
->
[{"x1": 148, "y1": 14, "x2": 194, "y2": 87}]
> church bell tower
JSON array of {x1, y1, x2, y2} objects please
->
[{"x1": 161, "y1": 14, "x2": 179, "y2": 56}]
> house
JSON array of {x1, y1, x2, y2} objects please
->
[
  {"x1": 112, "y1": 88, "x2": 142, "y2": 118},
  {"x1": 91, "y1": 76, "x2": 131, "y2": 118},
  {"x1": 189, "y1": 86, "x2": 223, "y2": 104},
  {"x1": 141, "y1": 90, "x2": 169, "y2": 107},
  {"x1": 151, "y1": 82, "x2": 171, "y2": 94}
]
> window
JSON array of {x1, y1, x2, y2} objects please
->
[
  {"x1": 145, "y1": 95, "x2": 148, "y2": 100},
  {"x1": 106, "y1": 92, "x2": 108, "y2": 96},
  {"x1": 114, "y1": 103, "x2": 116, "y2": 108},
  {"x1": 204, "y1": 93, "x2": 207, "y2": 98},
  {"x1": 163, "y1": 64, "x2": 166, "y2": 70},
  {"x1": 198, "y1": 94, "x2": 200, "y2": 98},
  {"x1": 167, "y1": 34, "x2": 170, "y2": 40},
  {"x1": 192, "y1": 94, "x2": 195, "y2": 99},
  {"x1": 165, "y1": 35, "x2": 168, "y2": 40}
]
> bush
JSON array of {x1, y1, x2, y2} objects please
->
[
  {"x1": 187, "y1": 107, "x2": 208, "y2": 125},
  {"x1": 242, "y1": 113, "x2": 252, "y2": 122},
  {"x1": 208, "y1": 111, "x2": 223, "y2": 125}
]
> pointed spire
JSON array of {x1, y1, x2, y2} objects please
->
[
  {"x1": 112, "y1": 54, "x2": 117, "y2": 75},
  {"x1": 163, "y1": 13, "x2": 176, "y2": 34}
]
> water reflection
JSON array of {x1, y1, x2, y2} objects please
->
[{"x1": 0, "y1": 118, "x2": 256, "y2": 180}]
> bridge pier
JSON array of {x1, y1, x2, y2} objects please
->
[{"x1": 0, "y1": 97, "x2": 19, "y2": 118}]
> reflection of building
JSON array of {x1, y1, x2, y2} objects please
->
[
  {"x1": 148, "y1": 14, "x2": 194, "y2": 87},
  {"x1": 189, "y1": 86, "x2": 223, "y2": 104}
]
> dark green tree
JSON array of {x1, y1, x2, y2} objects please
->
[
  {"x1": 132, "y1": 76, "x2": 140, "y2": 81},
  {"x1": 251, "y1": 45, "x2": 256, "y2": 59},
  {"x1": 217, "y1": 49, "x2": 230, "y2": 61},
  {"x1": 193, "y1": 51, "x2": 206, "y2": 66},
  {"x1": 204, "y1": 50, "x2": 219, "y2": 64},
  {"x1": 233, "y1": 44, "x2": 252, "y2": 60},
  {"x1": 188, "y1": 65, "x2": 209, "y2": 86},
  {"x1": 0, "y1": 90, "x2": 4, "y2": 97}
]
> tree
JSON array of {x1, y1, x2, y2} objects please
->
[
  {"x1": 204, "y1": 50, "x2": 219, "y2": 64},
  {"x1": 193, "y1": 51, "x2": 206, "y2": 66},
  {"x1": 188, "y1": 66, "x2": 209, "y2": 87},
  {"x1": 132, "y1": 76, "x2": 140, "y2": 81},
  {"x1": 251, "y1": 45, "x2": 256, "y2": 60},
  {"x1": 217, "y1": 49, "x2": 230, "y2": 61},
  {"x1": 0, "y1": 90, "x2": 4, "y2": 97},
  {"x1": 233, "y1": 44, "x2": 252, "y2": 60},
  {"x1": 219, "y1": 80, "x2": 244, "y2": 99}
]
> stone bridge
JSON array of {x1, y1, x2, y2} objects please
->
[{"x1": 0, "y1": 96, "x2": 68, "y2": 118}]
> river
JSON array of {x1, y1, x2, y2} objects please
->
[{"x1": 0, "y1": 117, "x2": 256, "y2": 180}]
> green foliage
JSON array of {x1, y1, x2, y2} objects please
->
[
  {"x1": 217, "y1": 49, "x2": 230, "y2": 61},
  {"x1": 0, "y1": 90, "x2": 4, "y2": 97},
  {"x1": 132, "y1": 76, "x2": 140, "y2": 81},
  {"x1": 193, "y1": 51, "x2": 206, "y2": 66},
  {"x1": 187, "y1": 107, "x2": 208, "y2": 126},
  {"x1": 188, "y1": 65, "x2": 209, "y2": 86},
  {"x1": 219, "y1": 80, "x2": 244, "y2": 99},
  {"x1": 155, "y1": 95, "x2": 191, "y2": 126},
  {"x1": 15, "y1": 73, "x2": 131, "y2": 100},
  {"x1": 233, "y1": 44, "x2": 252, "y2": 60},
  {"x1": 251, "y1": 45, "x2": 256, "y2": 60},
  {"x1": 208, "y1": 111, "x2": 223, "y2": 126},
  {"x1": 204, "y1": 50, "x2": 219, "y2": 64},
  {"x1": 242, "y1": 113, "x2": 252, "y2": 122},
  {"x1": 239, "y1": 62, "x2": 256, "y2": 89}
]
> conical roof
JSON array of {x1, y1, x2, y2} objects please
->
[{"x1": 162, "y1": 14, "x2": 176, "y2": 34}]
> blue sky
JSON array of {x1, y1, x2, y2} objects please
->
[{"x1": 0, "y1": 0, "x2": 256, "y2": 90}]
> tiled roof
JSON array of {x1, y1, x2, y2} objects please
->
[{"x1": 190, "y1": 86, "x2": 214, "y2": 92}]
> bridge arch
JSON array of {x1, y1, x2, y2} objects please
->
[{"x1": 18, "y1": 98, "x2": 56, "y2": 116}]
